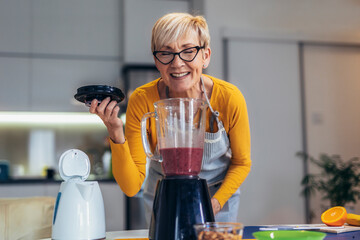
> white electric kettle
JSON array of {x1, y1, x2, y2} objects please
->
[{"x1": 52, "y1": 149, "x2": 106, "y2": 240}]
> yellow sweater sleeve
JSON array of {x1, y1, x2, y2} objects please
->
[
  {"x1": 110, "y1": 80, "x2": 159, "y2": 197},
  {"x1": 208, "y1": 76, "x2": 252, "y2": 208}
]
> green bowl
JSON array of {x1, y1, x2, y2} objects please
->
[{"x1": 253, "y1": 230, "x2": 326, "y2": 240}]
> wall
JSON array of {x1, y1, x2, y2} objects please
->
[
  {"x1": 203, "y1": 0, "x2": 360, "y2": 225},
  {"x1": 204, "y1": 0, "x2": 360, "y2": 78}
]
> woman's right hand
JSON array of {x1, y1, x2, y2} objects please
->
[{"x1": 89, "y1": 97, "x2": 126, "y2": 144}]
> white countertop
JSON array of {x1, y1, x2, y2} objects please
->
[
  {"x1": 106, "y1": 229, "x2": 148, "y2": 239},
  {"x1": 41, "y1": 229, "x2": 149, "y2": 240}
]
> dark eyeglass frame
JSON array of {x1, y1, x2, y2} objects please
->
[{"x1": 153, "y1": 46, "x2": 205, "y2": 65}]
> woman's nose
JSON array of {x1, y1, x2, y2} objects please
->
[{"x1": 170, "y1": 54, "x2": 184, "y2": 67}]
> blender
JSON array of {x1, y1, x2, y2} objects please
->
[{"x1": 141, "y1": 98, "x2": 215, "y2": 240}]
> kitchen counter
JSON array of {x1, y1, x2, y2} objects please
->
[
  {"x1": 0, "y1": 180, "x2": 126, "y2": 232},
  {"x1": 0, "y1": 177, "x2": 116, "y2": 184},
  {"x1": 106, "y1": 230, "x2": 148, "y2": 239},
  {"x1": 40, "y1": 226, "x2": 360, "y2": 239},
  {"x1": 244, "y1": 226, "x2": 360, "y2": 239},
  {"x1": 40, "y1": 230, "x2": 149, "y2": 240}
]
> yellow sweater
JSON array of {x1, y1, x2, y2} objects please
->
[{"x1": 110, "y1": 75, "x2": 251, "y2": 207}]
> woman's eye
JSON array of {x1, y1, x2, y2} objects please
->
[
  {"x1": 184, "y1": 49, "x2": 196, "y2": 54},
  {"x1": 160, "y1": 52, "x2": 172, "y2": 56}
]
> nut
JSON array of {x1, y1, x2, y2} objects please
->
[{"x1": 197, "y1": 231, "x2": 242, "y2": 240}]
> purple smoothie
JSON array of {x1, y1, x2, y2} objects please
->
[{"x1": 159, "y1": 147, "x2": 203, "y2": 176}]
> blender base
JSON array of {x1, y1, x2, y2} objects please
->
[{"x1": 149, "y1": 176, "x2": 214, "y2": 240}]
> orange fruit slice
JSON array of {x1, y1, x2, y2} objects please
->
[
  {"x1": 346, "y1": 213, "x2": 360, "y2": 226},
  {"x1": 321, "y1": 206, "x2": 347, "y2": 226}
]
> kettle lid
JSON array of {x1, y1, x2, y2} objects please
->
[{"x1": 59, "y1": 149, "x2": 90, "y2": 181}]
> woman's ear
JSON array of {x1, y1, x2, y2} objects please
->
[{"x1": 202, "y1": 47, "x2": 211, "y2": 69}]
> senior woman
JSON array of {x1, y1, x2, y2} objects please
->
[{"x1": 90, "y1": 12, "x2": 251, "y2": 223}]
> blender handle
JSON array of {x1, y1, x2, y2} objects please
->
[{"x1": 141, "y1": 112, "x2": 162, "y2": 162}]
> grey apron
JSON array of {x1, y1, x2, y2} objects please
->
[{"x1": 143, "y1": 77, "x2": 240, "y2": 225}]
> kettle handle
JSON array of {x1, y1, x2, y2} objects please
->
[{"x1": 141, "y1": 112, "x2": 162, "y2": 162}]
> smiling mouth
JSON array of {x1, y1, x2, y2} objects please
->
[{"x1": 171, "y1": 72, "x2": 190, "y2": 78}]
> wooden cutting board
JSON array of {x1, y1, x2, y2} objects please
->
[{"x1": 258, "y1": 223, "x2": 360, "y2": 233}]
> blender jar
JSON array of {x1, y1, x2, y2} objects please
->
[{"x1": 141, "y1": 98, "x2": 207, "y2": 176}]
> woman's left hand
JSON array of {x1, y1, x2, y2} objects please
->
[{"x1": 211, "y1": 198, "x2": 221, "y2": 215}]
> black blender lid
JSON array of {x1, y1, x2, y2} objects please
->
[{"x1": 74, "y1": 85, "x2": 125, "y2": 107}]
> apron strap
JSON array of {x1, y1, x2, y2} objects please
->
[{"x1": 201, "y1": 75, "x2": 220, "y2": 132}]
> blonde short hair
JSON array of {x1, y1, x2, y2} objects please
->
[{"x1": 151, "y1": 12, "x2": 210, "y2": 52}]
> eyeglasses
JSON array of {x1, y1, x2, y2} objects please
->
[{"x1": 153, "y1": 46, "x2": 205, "y2": 65}]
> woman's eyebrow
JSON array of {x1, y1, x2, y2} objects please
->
[
  {"x1": 181, "y1": 43, "x2": 196, "y2": 48},
  {"x1": 161, "y1": 43, "x2": 196, "y2": 51}
]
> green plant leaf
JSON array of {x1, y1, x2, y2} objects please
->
[{"x1": 297, "y1": 152, "x2": 360, "y2": 207}]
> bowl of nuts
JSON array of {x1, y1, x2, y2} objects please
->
[{"x1": 194, "y1": 222, "x2": 244, "y2": 240}]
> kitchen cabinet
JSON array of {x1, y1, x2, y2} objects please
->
[
  {"x1": 0, "y1": 0, "x2": 120, "y2": 56},
  {"x1": 226, "y1": 39, "x2": 304, "y2": 225},
  {"x1": 304, "y1": 44, "x2": 360, "y2": 160},
  {"x1": 0, "y1": 0, "x2": 31, "y2": 53},
  {"x1": 0, "y1": 58, "x2": 31, "y2": 111},
  {"x1": 99, "y1": 182, "x2": 126, "y2": 232},
  {"x1": 31, "y1": 0, "x2": 121, "y2": 57},
  {"x1": 30, "y1": 59, "x2": 122, "y2": 112},
  {"x1": 0, "y1": 0, "x2": 121, "y2": 56},
  {"x1": 303, "y1": 43, "x2": 360, "y2": 222},
  {"x1": 123, "y1": 0, "x2": 189, "y2": 64},
  {"x1": 0, "y1": 57, "x2": 122, "y2": 112},
  {"x1": 0, "y1": 181, "x2": 125, "y2": 231},
  {"x1": 0, "y1": 183, "x2": 45, "y2": 198},
  {"x1": 0, "y1": 0, "x2": 122, "y2": 112},
  {"x1": 224, "y1": 30, "x2": 360, "y2": 225}
]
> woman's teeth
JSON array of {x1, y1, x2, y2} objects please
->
[{"x1": 171, "y1": 72, "x2": 189, "y2": 78}]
